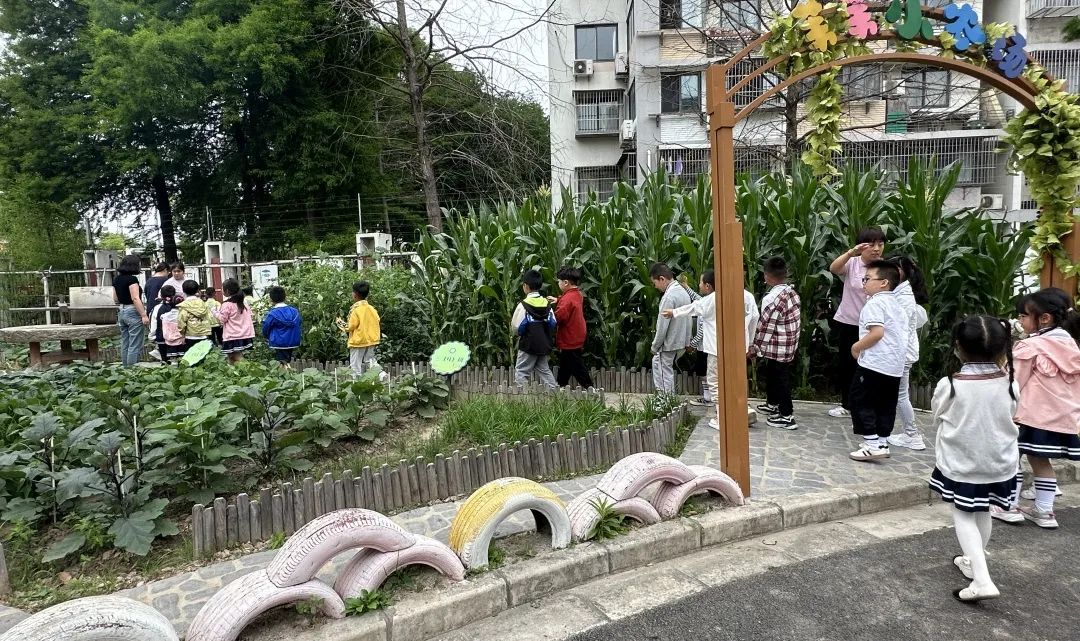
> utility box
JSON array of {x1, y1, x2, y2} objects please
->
[
  {"x1": 83, "y1": 250, "x2": 120, "y2": 287},
  {"x1": 356, "y1": 232, "x2": 393, "y2": 269},
  {"x1": 68, "y1": 286, "x2": 118, "y2": 325},
  {"x1": 204, "y1": 241, "x2": 242, "y2": 301}
]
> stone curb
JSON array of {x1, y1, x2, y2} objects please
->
[{"x1": 270, "y1": 474, "x2": 945, "y2": 641}]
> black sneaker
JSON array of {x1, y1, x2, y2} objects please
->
[
  {"x1": 766, "y1": 415, "x2": 798, "y2": 430},
  {"x1": 755, "y1": 402, "x2": 779, "y2": 415}
]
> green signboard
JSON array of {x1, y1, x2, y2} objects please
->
[{"x1": 430, "y1": 341, "x2": 471, "y2": 376}]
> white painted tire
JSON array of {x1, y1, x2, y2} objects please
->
[
  {"x1": 186, "y1": 570, "x2": 345, "y2": 641},
  {"x1": 265, "y1": 508, "x2": 415, "y2": 587},
  {"x1": 651, "y1": 465, "x2": 746, "y2": 519},
  {"x1": 0, "y1": 596, "x2": 177, "y2": 641},
  {"x1": 567, "y1": 488, "x2": 662, "y2": 542},
  {"x1": 448, "y1": 477, "x2": 571, "y2": 570},
  {"x1": 595, "y1": 452, "x2": 697, "y2": 501},
  {"x1": 333, "y1": 535, "x2": 466, "y2": 598}
]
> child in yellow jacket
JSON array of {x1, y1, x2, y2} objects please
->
[{"x1": 337, "y1": 280, "x2": 381, "y2": 376}]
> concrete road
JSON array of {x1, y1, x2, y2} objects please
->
[{"x1": 570, "y1": 507, "x2": 1079, "y2": 641}]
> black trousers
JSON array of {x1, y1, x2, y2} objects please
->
[
  {"x1": 762, "y1": 358, "x2": 794, "y2": 417},
  {"x1": 557, "y1": 348, "x2": 594, "y2": 389},
  {"x1": 833, "y1": 321, "x2": 859, "y2": 409},
  {"x1": 849, "y1": 365, "x2": 901, "y2": 438}
]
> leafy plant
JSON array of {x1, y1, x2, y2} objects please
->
[
  {"x1": 344, "y1": 589, "x2": 391, "y2": 615},
  {"x1": 230, "y1": 385, "x2": 314, "y2": 475},
  {"x1": 396, "y1": 372, "x2": 450, "y2": 419},
  {"x1": 266, "y1": 531, "x2": 287, "y2": 550},
  {"x1": 587, "y1": 498, "x2": 629, "y2": 541}
]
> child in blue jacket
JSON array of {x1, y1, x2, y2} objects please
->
[{"x1": 261, "y1": 286, "x2": 302, "y2": 364}]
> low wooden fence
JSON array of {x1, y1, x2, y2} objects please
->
[{"x1": 190, "y1": 404, "x2": 689, "y2": 557}]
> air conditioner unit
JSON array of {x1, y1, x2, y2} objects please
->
[
  {"x1": 614, "y1": 53, "x2": 628, "y2": 77},
  {"x1": 980, "y1": 194, "x2": 1004, "y2": 210},
  {"x1": 620, "y1": 119, "x2": 636, "y2": 149},
  {"x1": 573, "y1": 59, "x2": 594, "y2": 77}
]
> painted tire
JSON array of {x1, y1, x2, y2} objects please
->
[
  {"x1": 333, "y1": 534, "x2": 466, "y2": 598},
  {"x1": 186, "y1": 570, "x2": 345, "y2": 641},
  {"x1": 265, "y1": 508, "x2": 415, "y2": 587},
  {"x1": 0, "y1": 596, "x2": 178, "y2": 641},
  {"x1": 651, "y1": 465, "x2": 746, "y2": 519},
  {"x1": 594, "y1": 452, "x2": 697, "y2": 501},
  {"x1": 448, "y1": 477, "x2": 571, "y2": 570},
  {"x1": 567, "y1": 487, "x2": 662, "y2": 542}
]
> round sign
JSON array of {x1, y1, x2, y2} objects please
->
[
  {"x1": 181, "y1": 340, "x2": 214, "y2": 366},
  {"x1": 430, "y1": 341, "x2": 471, "y2": 376}
]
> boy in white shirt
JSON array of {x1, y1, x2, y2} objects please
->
[
  {"x1": 848, "y1": 260, "x2": 909, "y2": 461},
  {"x1": 664, "y1": 270, "x2": 718, "y2": 427}
]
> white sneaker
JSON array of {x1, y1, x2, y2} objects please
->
[
  {"x1": 1020, "y1": 487, "x2": 1063, "y2": 500},
  {"x1": 990, "y1": 505, "x2": 1024, "y2": 524},
  {"x1": 953, "y1": 555, "x2": 974, "y2": 580},
  {"x1": 828, "y1": 406, "x2": 850, "y2": 418},
  {"x1": 887, "y1": 433, "x2": 926, "y2": 451},
  {"x1": 849, "y1": 444, "x2": 889, "y2": 461},
  {"x1": 707, "y1": 418, "x2": 719, "y2": 430},
  {"x1": 1019, "y1": 505, "x2": 1059, "y2": 529}
]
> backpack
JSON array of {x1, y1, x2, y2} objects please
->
[
  {"x1": 162, "y1": 310, "x2": 184, "y2": 346},
  {"x1": 518, "y1": 301, "x2": 554, "y2": 356}
]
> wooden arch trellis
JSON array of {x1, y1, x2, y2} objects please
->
[{"x1": 708, "y1": 2, "x2": 1080, "y2": 493}]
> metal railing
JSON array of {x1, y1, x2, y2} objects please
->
[
  {"x1": 574, "y1": 90, "x2": 623, "y2": 135},
  {"x1": 1030, "y1": 49, "x2": 1080, "y2": 93},
  {"x1": 1028, "y1": 0, "x2": 1080, "y2": 18},
  {"x1": 574, "y1": 165, "x2": 620, "y2": 203}
]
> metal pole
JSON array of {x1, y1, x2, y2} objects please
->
[
  {"x1": 43, "y1": 272, "x2": 52, "y2": 325},
  {"x1": 707, "y1": 65, "x2": 751, "y2": 496},
  {"x1": 357, "y1": 193, "x2": 363, "y2": 232}
]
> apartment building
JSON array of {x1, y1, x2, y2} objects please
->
[{"x1": 548, "y1": 1, "x2": 1079, "y2": 215}]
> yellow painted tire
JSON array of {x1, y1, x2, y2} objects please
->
[{"x1": 448, "y1": 477, "x2": 571, "y2": 570}]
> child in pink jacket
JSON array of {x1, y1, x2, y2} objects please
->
[
  {"x1": 217, "y1": 278, "x2": 255, "y2": 364},
  {"x1": 992, "y1": 288, "x2": 1080, "y2": 529}
]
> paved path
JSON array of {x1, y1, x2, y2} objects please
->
[{"x1": 437, "y1": 494, "x2": 1080, "y2": 641}]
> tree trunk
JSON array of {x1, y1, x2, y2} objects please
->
[
  {"x1": 152, "y1": 171, "x2": 178, "y2": 262},
  {"x1": 784, "y1": 88, "x2": 799, "y2": 171},
  {"x1": 395, "y1": 0, "x2": 442, "y2": 231}
]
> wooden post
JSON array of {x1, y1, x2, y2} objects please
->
[
  {"x1": 1041, "y1": 222, "x2": 1080, "y2": 298},
  {"x1": 707, "y1": 65, "x2": 751, "y2": 497}
]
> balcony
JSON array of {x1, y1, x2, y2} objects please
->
[
  {"x1": 575, "y1": 90, "x2": 623, "y2": 137},
  {"x1": 1028, "y1": 0, "x2": 1080, "y2": 18}
]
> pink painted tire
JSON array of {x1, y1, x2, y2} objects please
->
[
  {"x1": 0, "y1": 596, "x2": 177, "y2": 641},
  {"x1": 265, "y1": 508, "x2": 415, "y2": 587},
  {"x1": 594, "y1": 452, "x2": 697, "y2": 501},
  {"x1": 333, "y1": 535, "x2": 466, "y2": 598},
  {"x1": 186, "y1": 570, "x2": 344, "y2": 641},
  {"x1": 651, "y1": 465, "x2": 746, "y2": 519},
  {"x1": 568, "y1": 488, "x2": 662, "y2": 541}
]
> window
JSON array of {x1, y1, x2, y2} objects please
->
[
  {"x1": 626, "y1": 83, "x2": 636, "y2": 121},
  {"x1": 627, "y1": 1, "x2": 634, "y2": 56},
  {"x1": 840, "y1": 66, "x2": 883, "y2": 101},
  {"x1": 575, "y1": 24, "x2": 617, "y2": 61},
  {"x1": 575, "y1": 166, "x2": 620, "y2": 203},
  {"x1": 714, "y1": 0, "x2": 761, "y2": 31},
  {"x1": 575, "y1": 90, "x2": 623, "y2": 135},
  {"x1": 660, "y1": 0, "x2": 702, "y2": 28},
  {"x1": 905, "y1": 68, "x2": 950, "y2": 108},
  {"x1": 661, "y1": 73, "x2": 701, "y2": 113},
  {"x1": 725, "y1": 59, "x2": 781, "y2": 108},
  {"x1": 619, "y1": 152, "x2": 638, "y2": 184},
  {"x1": 659, "y1": 148, "x2": 710, "y2": 185}
]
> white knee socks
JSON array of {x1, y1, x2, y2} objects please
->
[
  {"x1": 1010, "y1": 468, "x2": 1023, "y2": 509},
  {"x1": 1034, "y1": 476, "x2": 1058, "y2": 513},
  {"x1": 953, "y1": 508, "x2": 994, "y2": 590}
]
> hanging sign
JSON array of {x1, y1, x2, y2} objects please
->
[{"x1": 430, "y1": 341, "x2": 471, "y2": 376}]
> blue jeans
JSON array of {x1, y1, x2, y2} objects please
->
[{"x1": 118, "y1": 305, "x2": 145, "y2": 367}]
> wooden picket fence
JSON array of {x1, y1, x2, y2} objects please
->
[{"x1": 190, "y1": 403, "x2": 689, "y2": 558}]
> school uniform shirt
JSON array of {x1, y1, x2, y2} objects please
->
[
  {"x1": 932, "y1": 365, "x2": 1020, "y2": 484},
  {"x1": 833, "y1": 256, "x2": 869, "y2": 326},
  {"x1": 744, "y1": 290, "x2": 759, "y2": 350},
  {"x1": 857, "y1": 290, "x2": 908, "y2": 377},
  {"x1": 671, "y1": 292, "x2": 716, "y2": 356},
  {"x1": 893, "y1": 281, "x2": 927, "y2": 365}
]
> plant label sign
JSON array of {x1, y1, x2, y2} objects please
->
[{"x1": 430, "y1": 341, "x2": 471, "y2": 376}]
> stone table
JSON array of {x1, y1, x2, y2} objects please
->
[{"x1": 0, "y1": 324, "x2": 118, "y2": 367}]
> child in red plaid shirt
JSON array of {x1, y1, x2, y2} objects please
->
[{"x1": 751, "y1": 257, "x2": 802, "y2": 430}]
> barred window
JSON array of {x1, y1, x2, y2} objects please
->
[
  {"x1": 575, "y1": 165, "x2": 620, "y2": 202},
  {"x1": 575, "y1": 90, "x2": 623, "y2": 135}
]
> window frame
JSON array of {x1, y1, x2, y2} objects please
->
[
  {"x1": 905, "y1": 68, "x2": 950, "y2": 109},
  {"x1": 575, "y1": 24, "x2": 618, "y2": 62},
  {"x1": 660, "y1": 72, "x2": 702, "y2": 114}
]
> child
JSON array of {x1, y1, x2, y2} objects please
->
[
  {"x1": 262, "y1": 286, "x2": 302, "y2": 365},
  {"x1": 928, "y1": 315, "x2": 1019, "y2": 602},
  {"x1": 888, "y1": 255, "x2": 930, "y2": 451},
  {"x1": 751, "y1": 257, "x2": 802, "y2": 430},
  {"x1": 848, "y1": 260, "x2": 909, "y2": 461},
  {"x1": 649, "y1": 263, "x2": 692, "y2": 394},
  {"x1": 203, "y1": 287, "x2": 223, "y2": 346},
  {"x1": 676, "y1": 273, "x2": 709, "y2": 404},
  {"x1": 144, "y1": 263, "x2": 170, "y2": 313},
  {"x1": 991, "y1": 289, "x2": 1080, "y2": 528},
  {"x1": 548, "y1": 266, "x2": 593, "y2": 389},
  {"x1": 663, "y1": 270, "x2": 719, "y2": 428},
  {"x1": 340, "y1": 281, "x2": 381, "y2": 376},
  {"x1": 163, "y1": 261, "x2": 187, "y2": 295},
  {"x1": 149, "y1": 285, "x2": 185, "y2": 363},
  {"x1": 217, "y1": 278, "x2": 255, "y2": 364},
  {"x1": 511, "y1": 269, "x2": 557, "y2": 388},
  {"x1": 176, "y1": 280, "x2": 213, "y2": 351}
]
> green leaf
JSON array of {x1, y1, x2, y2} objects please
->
[
  {"x1": 55, "y1": 467, "x2": 102, "y2": 503},
  {"x1": 42, "y1": 533, "x2": 87, "y2": 562},
  {"x1": 367, "y1": 409, "x2": 390, "y2": 427},
  {"x1": 108, "y1": 515, "x2": 156, "y2": 556},
  {"x1": 2, "y1": 498, "x2": 43, "y2": 524}
]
